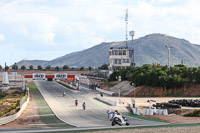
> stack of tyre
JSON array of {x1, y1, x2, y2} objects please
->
[
  {"x1": 168, "y1": 99, "x2": 200, "y2": 107},
  {"x1": 153, "y1": 102, "x2": 181, "y2": 109}
]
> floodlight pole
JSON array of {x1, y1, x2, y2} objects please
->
[
  {"x1": 116, "y1": 76, "x2": 121, "y2": 101},
  {"x1": 15, "y1": 63, "x2": 17, "y2": 85},
  {"x1": 165, "y1": 45, "x2": 173, "y2": 69},
  {"x1": 129, "y1": 30, "x2": 135, "y2": 66}
]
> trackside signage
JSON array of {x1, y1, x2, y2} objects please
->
[
  {"x1": 55, "y1": 73, "x2": 67, "y2": 80},
  {"x1": 33, "y1": 73, "x2": 45, "y2": 80}
]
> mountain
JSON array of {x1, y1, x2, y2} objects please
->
[{"x1": 16, "y1": 33, "x2": 200, "y2": 68}]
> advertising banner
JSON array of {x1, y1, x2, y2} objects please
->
[
  {"x1": 54, "y1": 73, "x2": 67, "y2": 80},
  {"x1": 33, "y1": 73, "x2": 45, "y2": 80}
]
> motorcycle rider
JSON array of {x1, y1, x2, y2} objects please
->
[
  {"x1": 75, "y1": 99, "x2": 78, "y2": 106},
  {"x1": 63, "y1": 91, "x2": 66, "y2": 97},
  {"x1": 82, "y1": 102, "x2": 86, "y2": 110},
  {"x1": 107, "y1": 110, "x2": 114, "y2": 121}
]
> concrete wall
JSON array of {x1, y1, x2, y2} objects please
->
[{"x1": 96, "y1": 87, "x2": 115, "y2": 96}]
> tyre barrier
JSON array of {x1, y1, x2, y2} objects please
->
[
  {"x1": 153, "y1": 102, "x2": 181, "y2": 109},
  {"x1": 168, "y1": 99, "x2": 200, "y2": 107},
  {"x1": 153, "y1": 99, "x2": 200, "y2": 109}
]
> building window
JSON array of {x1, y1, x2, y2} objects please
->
[
  {"x1": 112, "y1": 51, "x2": 114, "y2": 55},
  {"x1": 119, "y1": 51, "x2": 123, "y2": 55},
  {"x1": 114, "y1": 59, "x2": 122, "y2": 64},
  {"x1": 115, "y1": 51, "x2": 119, "y2": 55},
  {"x1": 122, "y1": 59, "x2": 130, "y2": 63},
  {"x1": 127, "y1": 59, "x2": 130, "y2": 63},
  {"x1": 114, "y1": 59, "x2": 117, "y2": 64},
  {"x1": 123, "y1": 51, "x2": 126, "y2": 55},
  {"x1": 118, "y1": 59, "x2": 121, "y2": 64}
]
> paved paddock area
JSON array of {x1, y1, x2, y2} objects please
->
[{"x1": 34, "y1": 81, "x2": 168, "y2": 128}]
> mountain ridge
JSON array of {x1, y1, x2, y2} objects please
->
[{"x1": 16, "y1": 33, "x2": 200, "y2": 68}]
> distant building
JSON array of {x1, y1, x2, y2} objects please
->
[{"x1": 108, "y1": 47, "x2": 133, "y2": 74}]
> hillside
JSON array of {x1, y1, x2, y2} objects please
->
[{"x1": 16, "y1": 33, "x2": 200, "y2": 68}]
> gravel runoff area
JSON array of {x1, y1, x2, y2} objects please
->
[{"x1": 84, "y1": 126, "x2": 200, "y2": 133}]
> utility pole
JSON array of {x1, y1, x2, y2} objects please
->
[
  {"x1": 15, "y1": 62, "x2": 17, "y2": 85},
  {"x1": 165, "y1": 45, "x2": 173, "y2": 69},
  {"x1": 129, "y1": 30, "x2": 135, "y2": 66}
]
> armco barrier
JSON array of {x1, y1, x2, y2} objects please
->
[
  {"x1": 0, "y1": 88, "x2": 29, "y2": 125},
  {"x1": 59, "y1": 81, "x2": 77, "y2": 90},
  {"x1": 96, "y1": 87, "x2": 115, "y2": 96},
  {"x1": 96, "y1": 95, "x2": 114, "y2": 106}
]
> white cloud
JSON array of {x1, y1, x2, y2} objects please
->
[
  {"x1": 0, "y1": 0, "x2": 200, "y2": 66},
  {"x1": 0, "y1": 34, "x2": 5, "y2": 41}
]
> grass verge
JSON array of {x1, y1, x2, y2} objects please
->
[
  {"x1": 46, "y1": 123, "x2": 200, "y2": 133},
  {"x1": 27, "y1": 85, "x2": 74, "y2": 128},
  {"x1": 122, "y1": 112, "x2": 169, "y2": 123},
  {"x1": 55, "y1": 81, "x2": 75, "y2": 90}
]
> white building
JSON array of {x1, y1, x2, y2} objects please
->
[{"x1": 108, "y1": 47, "x2": 133, "y2": 74}]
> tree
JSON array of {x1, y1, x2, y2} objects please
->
[
  {"x1": 21, "y1": 65, "x2": 26, "y2": 70},
  {"x1": 29, "y1": 65, "x2": 33, "y2": 70},
  {"x1": 80, "y1": 66, "x2": 84, "y2": 70},
  {"x1": 55, "y1": 66, "x2": 60, "y2": 71},
  {"x1": 37, "y1": 65, "x2": 42, "y2": 70},
  {"x1": 63, "y1": 65, "x2": 69, "y2": 70},
  {"x1": 46, "y1": 65, "x2": 51, "y2": 70},
  {"x1": 5, "y1": 66, "x2": 9, "y2": 71},
  {"x1": 0, "y1": 65, "x2": 2, "y2": 70},
  {"x1": 99, "y1": 64, "x2": 108, "y2": 70},
  {"x1": 108, "y1": 71, "x2": 118, "y2": 81},
  {"x1": 12, "y1": 63, "x2": 18, "y2": 70},
  {"x1": 72, "y1": 67, "x2": 74, "y2": 70},
  {"x1": 88, "y1": 66, "x2": 92, "y2": 71}
]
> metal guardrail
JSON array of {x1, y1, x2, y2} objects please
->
[
  {"x1": 96, "y1": 95, "x2": 114, "y2": 106},
  {"x1": 0, "y1": 88, "x2": 30, "y2": 125},
  {"x1": 59, "y1": 81, "x2": 77, "y2": 90},
  {"x1": 96, "y1": 87, "x2": 115, "y2": 96}
]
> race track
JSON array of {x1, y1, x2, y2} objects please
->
[{"x1": 34, "y1": 80, "x2": 168, "y2": 127}]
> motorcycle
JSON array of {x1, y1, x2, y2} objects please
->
[
  {"x1": 82, "y1": 102, "x2": 86, "y2": 110},
  {"x1": 63, "y1": 92, "x2": 66, "y2": 97},
  {"x1": 111, "y1": 114, "x2": 130, "y2": 126},
  {"x1": 75, "y1": 100, "x2": 78, "y2": 106}
]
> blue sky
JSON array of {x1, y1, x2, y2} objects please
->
[{"x1": 0, "y1": 0, "x2": 200, "y2": 66}]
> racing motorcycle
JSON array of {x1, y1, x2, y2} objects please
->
[
  {"x1": 63, "y1": 92, "x2": 66, "y2": 97},
  {"x1": 111, "y1": 114, "x2": 130, "y2": 126}
]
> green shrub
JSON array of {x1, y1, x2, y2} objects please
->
[
  {"x1": 0, "y1": 90, "x2": 25, "y2": 117},
  {"x1": 0, "y1": 91, "x2": 7, "y2": 99},
  {"x1": 184, "y1": 109, "x2": 200, "y2": 117}
]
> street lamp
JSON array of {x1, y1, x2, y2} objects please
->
[
  {"x1": 116, "y1": 76, "x2": 121, "y2": 98},
  {"x1": 129, "y1": 30, "x2": 135, "y2": 66},
  {"x1": 165, "y1": 45, "x2": 173, "y2": 69},
  {"x1": 14, "y1": 63, "x2": 17, "y2": 85}
]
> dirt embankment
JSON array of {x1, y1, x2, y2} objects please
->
[{"x1": 128, "y1": 84, "x2": 200, "y2": 97}]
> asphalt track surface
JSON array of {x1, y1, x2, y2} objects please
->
[{"x1": 34, "y1": 80, "x2": 169, "y2": 128}]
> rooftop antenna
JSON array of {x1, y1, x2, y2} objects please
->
[{"x1": 125, "y1": 0, "x2": 128, "y2": 49}]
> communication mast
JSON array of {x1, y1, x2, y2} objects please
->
[{"x1": 125, "y1": 1, "x2": 128, "y2": 48}]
